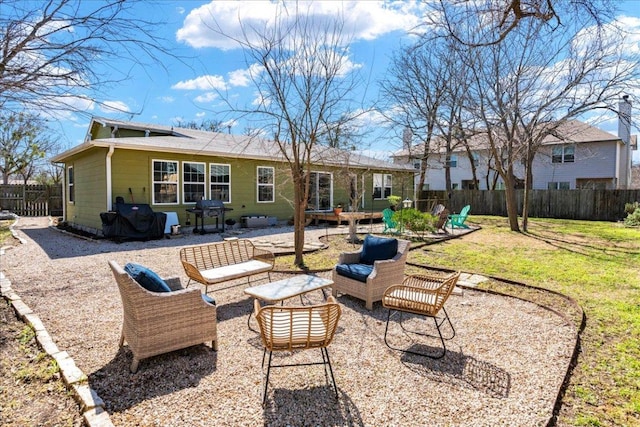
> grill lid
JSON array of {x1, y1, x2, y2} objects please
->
[{"x1": 195, "y1": 199, "x2": 225, "y2": 210}]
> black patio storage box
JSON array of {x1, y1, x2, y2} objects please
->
[{"x1": 100, "y1": 203, "x2": 166, "y2": 241}]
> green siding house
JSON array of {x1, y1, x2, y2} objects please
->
[{"x1": 51, "y1": 117, "x2": 415, "y2": 234}]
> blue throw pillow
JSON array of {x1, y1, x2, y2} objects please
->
[
  {"x1": 336, "y1": 263, "x2": 374, "y2": 283},
  {"x1": 202, "y1": 294, "x2": 216, "y2": 306},
  {"x1": 360, "y1": 235, "x2": 398, "y2": 265},
  {"x1": 124, "y1": 263, "x2": 171, "y2": 293}
]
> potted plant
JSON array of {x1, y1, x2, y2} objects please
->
[{"x1": 333, "y1": 203, "x2": 343, "y2": 215}]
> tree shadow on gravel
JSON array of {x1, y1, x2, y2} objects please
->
[
  {"x1": 400, "y1": 348, "x2": 511, "y2": 398},
  {"x1": 87, "y1": 344, "x2": 216, "y2": 412},
  {"x1": 264, "y1": 386, "x2": 364, "y2": 427}
]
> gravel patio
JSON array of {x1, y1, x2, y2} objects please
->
[{"x1": 1, "y1": 217, "x2": 577, "y2": 426}]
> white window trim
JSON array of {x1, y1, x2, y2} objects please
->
[
  {"x1": 552, "y1": 144, "x2": 575, "y2": 163},
  {"x1": 152, "y1": 159, "x2": 179, "y2": 205},
  {"x1": 182, "y1": 161, "x2": 206, "y2": 204},
  {"x1": 373, "y1": 173, "x2": 392, "y2": 200},
  {"x1": 209, "y1": 163, "x2": 231, "y2": 203},
  {"x1": 67, "y1": 166, "x2": 74, "y2": 204},
  {"x1": 257, "y1": 166, "x2": 275, "y2": 203}
]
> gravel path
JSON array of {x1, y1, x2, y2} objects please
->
[{"x1": 1, "y1": 217, "x2": 576, "y2": 426}]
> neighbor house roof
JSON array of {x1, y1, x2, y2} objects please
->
[
  {"x1": 392, "y1": 119, "x2": 624, "y2": 159},
  {"x1": 52, "y1": 117, "x2": 413, "y2": 172}
]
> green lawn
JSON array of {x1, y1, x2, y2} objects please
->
[{"x1": 410, "y1": 216, "x2": 640, "y2": 426}]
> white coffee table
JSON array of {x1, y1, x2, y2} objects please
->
[
  {"x1": 244, "y1": 274, "x2": 333, "y2": 330},
  {"x1": 244, "y1": 274, "x2": 333, "y2": 304}
]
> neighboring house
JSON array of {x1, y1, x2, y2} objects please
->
[
  {"x1": 393, "y1": 119, "x2": 637, "y2": 192},
  {"x1": 51, "y1": 117, "x2": 414, "y2": 233}
]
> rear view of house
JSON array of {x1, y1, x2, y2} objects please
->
[{"x1": 52, "y1": 117, "x2": 414, "y2": 235}]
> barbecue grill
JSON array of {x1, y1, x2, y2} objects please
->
[{"x1": 186, "y1": 199, "x2": 232, "y2": 234}]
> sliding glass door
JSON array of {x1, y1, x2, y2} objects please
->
[{"x1": 307, "y1": 172, "x2": 333, "y2": 211}]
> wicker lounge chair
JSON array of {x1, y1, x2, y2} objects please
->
[
  {"x1": 109, "y1": 261, "x2": 218, "y2": 373},
  {"x1": 254, "y1": 296, "x2": 342, "y2": 406},
  {"x1": 382, "y1": 272, "x2": 460, "y2": 359},
  {"x1": 332, "y1": 235, "x2": 410, "y2": 310}
]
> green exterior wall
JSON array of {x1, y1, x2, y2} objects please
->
[
  {"x1": 64, "y1": 148, "x2": 108, "y2": 229},
  {"x1": 62, "y1": 134, "x2": 414, "y2": 233}
]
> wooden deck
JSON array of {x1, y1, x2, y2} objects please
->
[{"x1": 305, "y1": 211, "x2": 383, "y2": 226}]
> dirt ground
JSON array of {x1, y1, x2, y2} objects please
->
[{"x1": 0, "y1": 299, "x2": 83, "y2": 426}]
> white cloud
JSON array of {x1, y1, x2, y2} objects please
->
[
  {"x1": 196, "y1": 111, "x2": 206, "y2": 118},
  {"x1": 251, "y1": 92, "x2": 271, "y2": 107},
  {"x1": 176, "y1": 1, "x2": 427, "y2": 50},
  {"x1": 351, "y1": 108, "x2": 388, "y2": 127},
  {"x1": 615, "y1": 15, "x2": 640, "y2": 54},
  {"x1": 176, "y1": 6, "x2": 185, "y2": 15},
  {"x1": 228, "y1": 64, "x2": 263, "y2": 86},
  {"x1": 100, "y1": 100, "x2": 130, "y2": 113},
  {"x1": 172, "y1": 75, "x2": 227, "y2": 90},
  {"x1": 194, "y1": 92, "x2": 219, "y2": 103},
  {"x1": 158, "y1": 96, "x2": 175, "y2": 103}
]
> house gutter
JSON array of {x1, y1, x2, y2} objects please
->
[{"x1": 106, "y1": 145, "x2": 115, "y2": 211}]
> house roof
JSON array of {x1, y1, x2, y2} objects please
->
[
  {"x1": 392, "y1": 120, "x2": 626, "y2": 158},
  {"x1": 52, "y1": 117, "x2": 413, "y2": 172}
]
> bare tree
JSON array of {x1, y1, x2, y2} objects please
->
[
  {"x1": 0, "y1": 0, "x2": 176, "y2": 115},
  {"x1": 0, "y1": 112, "x2": 56, "y2": 184},
  {"x1": 209, "y1": 3, "x2": 361, "y2": 266},
  {"x1": 428, "y1": 0, "x2": 616, "y2": 47},
  {"x1": 463, "y1": 13, "x2": 639, "y2": 231},
  {"x1": 379, "y1": 42, "x2": 447, "y2": 192}
]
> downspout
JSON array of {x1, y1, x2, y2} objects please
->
[
  {"x1": 615, "y1": 143, "x2": 620, "y2": 189},
  {"x1": 106, "y1": 145, "x2": 115, "y2": 211},
  {"x1": 59, "y1": 163, "x2": 67, "y2": 221}
]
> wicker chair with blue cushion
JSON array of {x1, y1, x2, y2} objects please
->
[
  {"x1": 109, "y1": 261, "x2": 218, "y2": 373},
  {"x1": 332, "y1": 235, "x2": 410, "y2": 310}
]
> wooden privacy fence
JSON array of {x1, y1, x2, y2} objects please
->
[
  {"x1": 0, "y1": 184, "x2": 63, "y2": 217},
  {"x1": 417, "y1": 189, "x2": 640, "y2": 222}
]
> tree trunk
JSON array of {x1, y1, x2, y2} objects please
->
[
  {"x1": 522, "y1": 158, "x2": 534, "y2": 232},
  {"x1": 503, "y1": 171, "x2": 521, "y2": 232},
  {"x1": 293, "y1": 176, "x2": 307, "y2": 267}
]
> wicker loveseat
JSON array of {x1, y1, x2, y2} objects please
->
[
  {"x1": 179, "y1": 239, "x2": 275, "y2": 294},
  {"x1": 109, "y1": 261, "x2": 218, "y2": 373},
  {"x1": 332, "y1": 235, "x2": 410, "y2": 310}
]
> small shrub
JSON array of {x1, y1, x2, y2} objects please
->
[
  {"x1": 624, "y1": 201, "x2": 639, "y2": 215},
  {"x1": 624, "y1": 202, "x2": 640, "y2": 227},
  {"x1": 392, "y1": 208, "x2": 436, "y2": 238}
]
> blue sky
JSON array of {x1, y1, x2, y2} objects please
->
[{"x1": 53, "y1": 1, "x2": 640, "y2": 162}]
